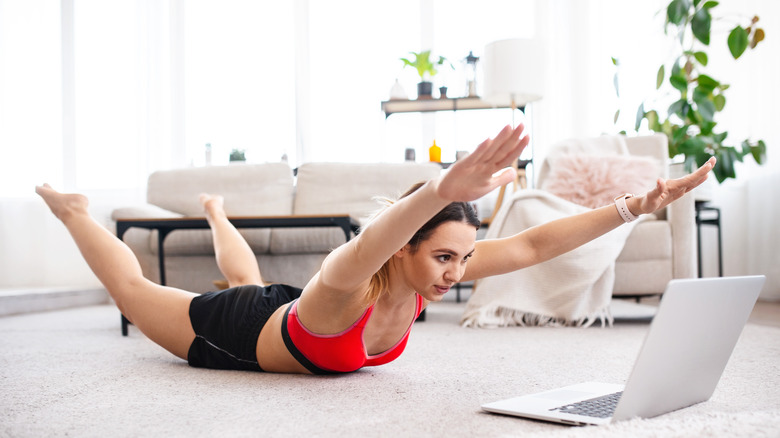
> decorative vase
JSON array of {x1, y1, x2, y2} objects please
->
[{"x1": 389, "y1": 79, "x2": 407, "y2": 100}]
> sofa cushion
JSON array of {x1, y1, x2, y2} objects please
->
[
  {"x1": 540, "y1": 154, "x2": 661, "y2": 209},
  {"x1": 537, "y1": 135, "x2": 630, "y2": 186},
  {"x1": 150, "y1": 228, "x2": 272, "y2": 256},
  {"x1": 269, "y1": 228, "x2": 346, "y2": 254},
  {"x1": 147, "y1": 163, "x2": 295, "y2": 216},
  {"x1": 293, "y1": 162, "x2": 441, "y2": 218}
]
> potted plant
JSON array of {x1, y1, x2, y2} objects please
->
[
  {"x1": 618, "y1": 0, "x2": 766, "y2": 183},
  {"x1": 400, "y1": 50, "x2": 453, "y2": 99},
  {"x1": 229, "y1": 149, "x2": 246, "y2": 163}
]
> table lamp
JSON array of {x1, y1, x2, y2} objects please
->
[
  {"x1": 481, "y1": 38, "x2": 546, "y2": 224},
  {"x1": 482, "y1": 38, "x2": 545, "y2": 112}
]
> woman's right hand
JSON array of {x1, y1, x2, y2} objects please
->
[{"x1": 436, "y1": 124, "x2": 528, "y2": 202}]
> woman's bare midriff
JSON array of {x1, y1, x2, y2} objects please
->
[{"x1": 256, "y1": 303, "x2": 312, "y2": 374}]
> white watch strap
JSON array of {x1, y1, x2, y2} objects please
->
[{"x1": 615, "y1": 195, "x2": 639, "y2": 223}]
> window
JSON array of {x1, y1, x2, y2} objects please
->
[
  {"x1": 184, "y1": 0, "x2": 296, "y2": 166},
  {"x1": 0, "y1": 0, "x2": 62, "y2": 197}
]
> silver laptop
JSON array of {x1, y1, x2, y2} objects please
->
[{"x1": 481, "y1": 275, "x2": 766, "y2": 426}]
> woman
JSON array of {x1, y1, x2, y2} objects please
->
[{"x1": 36, "y1": 124, "x2": 715, "y2": 374}]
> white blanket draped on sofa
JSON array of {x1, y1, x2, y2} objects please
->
[{"x1": 461, "y1": 190, "x2": 641, "y2": 328}]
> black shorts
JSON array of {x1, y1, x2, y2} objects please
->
[{"x1": 187, "y1": 284, "x2": 303, "y2": 372}]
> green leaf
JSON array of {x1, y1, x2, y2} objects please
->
[
  {"x1": 693, "y1": 51, "x2": 708, "y2": 66},
  {"x1": 679, "y1": 136, "x2": 708, "y2": 155},
  {"x1": 728, "y1": 26, "x2": 749, "y2": 59},
  {"x1": 693, "y1": 87, "x2": 709, "y2": 103},
  {"x1": 635, "y1": 103, "x2": 645, "y2": 131},
  {"x1": 614, "y1": 109, "x2": 620, "y2": 124},
  {"x1": 749, "y1": 139, "x2": 767, "y2": 164},
  {"x1": 670, "y1": 74, "x2": 688, "y2": 92},
  {"x1": 646, "y1": 110, "x2": 660, "y2": 131},
  {"x1": 712, "y1": 149, "x2": 735, "y2": 182},
  {"x1": 656, "y1": 65, "x2": 665, "y2": 89},
  {"x1": 713, "y1": 94, "x2": 726, "y2": 111},
  {"x1": 693, "y1": 90, "x2": 716, "y2": 121},
  {"x1": 672, "y1": 124, "x2": 689, "y2": 143},
  {"x1": 692, "y1": 8, "x2": 712, "y2": 45},
  {"x1": 668, "y1": 138, "x2": 680, "y2": 159},
  {"x1": 667, "y1": 0, "x2": 689, "y2": 26},
  {"x1": 699, "y1": 120, "x2": 717, "y2": 136},
  {"x1": 696, "y1": 74, "x2": 719, "y2": 91},
  {"x1": 668, "y1": 99, "x2": 690, "y2": 119},
  {"x1": 695, "y1": 151, "x2": 713, "y2": 168},
  {"x1": 723, "y1": 148, "x2": 739, "y2": 178},
  {"x1": 702, "y1": 1, "x2": 719, "y2": 9},
  {"x1": 611, "y1": 57, "x2": 619, "y2": 66}
]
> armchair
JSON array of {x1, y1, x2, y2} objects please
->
[{"x1": 462, "y1": 134, "x2": 696, "y2": 327}]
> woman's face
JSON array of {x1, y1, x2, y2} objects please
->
[{"x1": 397, "y1": 221, "x2": 477, "y2": 302}]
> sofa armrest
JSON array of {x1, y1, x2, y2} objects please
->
[
  {"x1": 667, "y1": 192, "x2": 697, "y2": 279},
  {"x1": 111, "y1": 204, "x2": 184, "y2": 221}
]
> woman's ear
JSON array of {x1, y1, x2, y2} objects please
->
[{"x1": 394, "y1": 243, "x2": 412, "y2": 258}]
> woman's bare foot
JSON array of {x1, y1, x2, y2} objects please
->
[
  {"x1": 199, "y1": 193, "x2": 226, "y2": 223},
  {"x1": 35, "y1": 184, "x2": 89, "y2": 222}
]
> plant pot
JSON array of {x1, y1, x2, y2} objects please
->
[{"x1": 417, "y1": 81, "x2": 433, "y2": 100}]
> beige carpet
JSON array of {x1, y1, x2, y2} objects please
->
[{"x1": 1, "y1": 302, "x2": 779, "y2": 437}]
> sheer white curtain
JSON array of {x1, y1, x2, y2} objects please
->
[
  {"x1": 0, "y1": 0, "x2": 297, "y2": 197},
  {"x1": 0, "y1": 0, "x2": 62, "y2": 197},
  {"x1": 184, "y1": 0, "x2": 296, "y2": 166}
]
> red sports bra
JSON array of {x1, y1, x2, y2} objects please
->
[{"x1": 281, "y1": 294, "x2": 425, "y2": 374}]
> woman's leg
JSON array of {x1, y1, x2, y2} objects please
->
[
  {"x1": 200, "y1": 194, "x2": 264, "y2": 287},
  {"x1": 36, "y1": 184, "x2": 196, "y2": 359}
]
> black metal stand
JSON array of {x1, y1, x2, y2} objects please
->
[{"x1": 695, "y1": 201, "x2": 723, "y2": 277}]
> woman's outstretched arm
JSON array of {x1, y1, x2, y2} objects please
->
[
  {"x1": 462, "y1": 157, "x2": 716, "y2": 282},
  {"x1": 317, "y1": 124, "x2": 529, "y2": 294}
]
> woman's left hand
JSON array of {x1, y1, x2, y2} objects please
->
[
  {"x1": 436, "y1": 124, "x2": 529, "y2": 202},
  {"x1": 635, "y1": 157, "x2": 716, "y2": 215}
]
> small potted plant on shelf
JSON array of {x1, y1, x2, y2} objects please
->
[
  {"x1": 229, "y1": 149, "x2": 246, "y2": 163},
  {"x1": 400, "y1": 50, "x2": 453, "y2": 99}
]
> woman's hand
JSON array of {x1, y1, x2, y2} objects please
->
[
  {"x1": 435, "y1": 124, "x2": 529, "y2": 202},
  {"x1": 634, "y1": 157, "x2": 716, "y2": 215}
]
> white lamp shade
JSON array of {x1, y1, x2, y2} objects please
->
[{"x1": 482, "y1": 38, "x2": 545, "y2": 106}]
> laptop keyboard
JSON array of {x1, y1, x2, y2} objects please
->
[{"x1": 549, "y1": 391, "x2": 623, "y2": 418}]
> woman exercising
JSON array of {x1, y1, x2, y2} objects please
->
[{"x1": 36, "y1": 124, "x2": 715, "y2": 374}]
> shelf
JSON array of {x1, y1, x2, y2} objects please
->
[{"x1": 381, "y1": 97, "x2": 525, "y2": 118}]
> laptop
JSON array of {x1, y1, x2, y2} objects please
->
[{"x1": 481, "y1": 275, "x2": 766, "y2": 426}]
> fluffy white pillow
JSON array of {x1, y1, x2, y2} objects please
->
[{"x1": 540, "y1": 154, "x2": 661, "y2": 209}]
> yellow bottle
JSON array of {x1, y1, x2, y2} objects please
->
[{"x1": 429, "y1": 140, "x2": 441, "y2": 163}]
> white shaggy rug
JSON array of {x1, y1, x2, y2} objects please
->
[{"x1": 1, "y1": 302, "x2": 778, "y2": 437}]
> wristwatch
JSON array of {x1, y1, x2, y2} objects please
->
[{"x1": 614, "y1": 193, "x2": 639, "y2": 223}]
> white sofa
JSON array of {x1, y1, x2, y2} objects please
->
[{"x1": 112, "y1": 162, "x2": 442, "y2": 293}]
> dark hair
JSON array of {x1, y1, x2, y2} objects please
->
[
  {"x1": 364, "y1": 182, "x2": 480, "y2": 303},
  {"x1": 400, "y1": 182, "x2": 481, "y2": 252}
]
